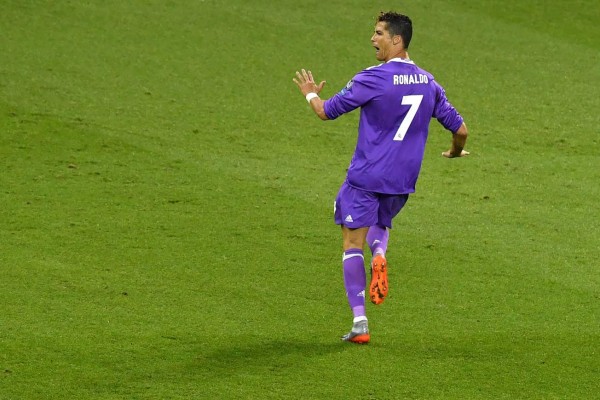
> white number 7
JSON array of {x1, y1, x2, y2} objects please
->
[{"x1": 393, "y1": 95, "x2": 423, "y2": 141}]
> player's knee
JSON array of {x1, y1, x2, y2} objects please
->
[{"x1": 342, "y1": 227, "x2": 368, "y2": 250}]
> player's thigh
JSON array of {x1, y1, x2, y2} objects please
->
[
  {"x1": 377, "y1": 194, "x2": 409, "y2": 228},
  {"x1": 334, "y1": 183, "x2": 379, "y2": 228}
]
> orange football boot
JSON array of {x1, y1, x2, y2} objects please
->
[
  {"x1": 369, "y1": 254, "x2": 388, "y2": 305},
  {"x1": 341, "y1": 320, "x2": 370, "y2": 344}
]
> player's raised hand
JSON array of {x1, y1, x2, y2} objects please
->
[{"x1": 293, "y1": 69, "x2": 326, "y2": 96}]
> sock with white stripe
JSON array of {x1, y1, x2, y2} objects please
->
[{"x1": 342, "y1": 248, "x2": 366, "y2": 318}]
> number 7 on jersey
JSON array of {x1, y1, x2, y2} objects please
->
[{"x1": 393, "y1": 95, "x2": 423, "y2": 141}]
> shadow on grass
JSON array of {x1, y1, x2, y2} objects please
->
[{"x1": 192, "y1": 336, "x2": 349, "y2": 375}]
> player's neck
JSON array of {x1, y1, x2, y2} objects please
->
[{"x1": 386, "y1": 49, "x2": 409, "y2": 62}]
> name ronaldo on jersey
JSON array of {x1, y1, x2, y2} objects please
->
[{"x1": 393, "y1": 73, "x2": 429, "y2": 85}]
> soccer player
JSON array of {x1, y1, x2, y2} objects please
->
[{"x1": 293, "y1": 12, "x2": 469, "y2": 343}]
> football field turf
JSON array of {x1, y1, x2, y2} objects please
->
[{"x1": 1, "y1": 1, "x2": 599, "y2": 398}]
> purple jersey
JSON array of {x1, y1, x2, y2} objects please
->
[{"x1": 324, "y1": 58, "x2": 463, "y2": 194}]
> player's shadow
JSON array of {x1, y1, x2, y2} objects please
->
[{"x1": 192, "y1": 337, "x2": 348, "y2": 376}]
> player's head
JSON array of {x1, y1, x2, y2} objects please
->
[{"x1": 376, "y1": 12, "x2": 413, "y2": 50}]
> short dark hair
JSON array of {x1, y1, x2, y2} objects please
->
[{"x1": 377, "y1": 12, "x2": 413, "y2": 49}]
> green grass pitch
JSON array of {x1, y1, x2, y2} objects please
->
[{"x1": 1, "y1": 1, "x2": 599, "y2": 398}]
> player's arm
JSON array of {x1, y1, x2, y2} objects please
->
[
  {"x1": 443, "y1": 122, "x2": 469, "y2": 158},
  {"x1": 293, "y1": 69, "x2": 329, "y2": 120},
  {"x1": 432, "y1": 81, "x2": 469, "y2": 158}
]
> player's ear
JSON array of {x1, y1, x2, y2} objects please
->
[{"x1": 393, "y1": 35, "x2": 402, "y2": 46}]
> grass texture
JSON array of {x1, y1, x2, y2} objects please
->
[{"x1": 1, "y1": 1, "x2": 599, "y2": 398}]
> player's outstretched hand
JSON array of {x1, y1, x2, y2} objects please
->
[
  {"x1": 293, "y1": 69, "x2": 326, "y2": 96},
  {"x1": 442, "y1": 149, "x2": 470, "y2": 158}
]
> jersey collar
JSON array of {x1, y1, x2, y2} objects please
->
[{"x1": 387, "y1": 57, "x2": 415, "y2": 64}]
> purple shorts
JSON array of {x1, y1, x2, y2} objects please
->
[{"x1": 334, "y1": 181, "x2": 409, "y2": 229}]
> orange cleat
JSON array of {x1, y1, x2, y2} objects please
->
[
  {"x1": 345, "y1": 333, "x2": 370, "y2": 344},
  {"x1": 369, "y1": 254, "x2": 388, "y2": 305},
  {"x1": 341, "y1": 320, "x2": 370, "y2": 344}
]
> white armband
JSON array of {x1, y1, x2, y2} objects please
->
[{"x1": 305, "y1": 92, "x2": 319, "y2": 103}]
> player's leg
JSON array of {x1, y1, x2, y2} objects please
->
[
  {"x1": 367, "y1": 224, "x2": 389, "y2": 256},
  {"x1": 367, "y1": 224, "x2": 390, "y2": 304},
  {"x1": 334, "y1": 183, "x2": 378, "y2": 343},
  {"x1": 342, "y1": 225, "x2": 369, "y2": 320},
  {"x1": 340, "y1": 226, "x2": 370, "y2": 343},
  {"x1": 369, "y1": 194, "x2": 410, "y2": 305}
]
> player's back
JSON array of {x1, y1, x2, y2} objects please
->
[
  {"x1": 364, "y1": 59, "x2": 438, "y2": 136},
  {"x1": 348, "y1": 59, "x2": 439, "y2": 194},
  {"x1": 323, "y1": 58, "x2": 463, "y2": 194}
]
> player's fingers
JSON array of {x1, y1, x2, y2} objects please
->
[
  {"x1": 302, "y1": 69, "x2": 309, "y2": 80},
  {"x1": 308, "y1": 70, "x2": 314, "y2": 83},
  {"x1": 317, "y1": 80, "x2": 326, "y2": 91},
  {"x1": 295, "y1": 71, "x2": 304, "y2": 83},
  {"x1": 462, "y1": 150, "x2": 470, "y2": 156}
]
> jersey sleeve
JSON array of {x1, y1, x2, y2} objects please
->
[
  {"x1": 324, "y1": 71, "x2": 379, "y2": 120},
  {"x1": 432, "y1": 80, "x2": 464, "y2": 133}
]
